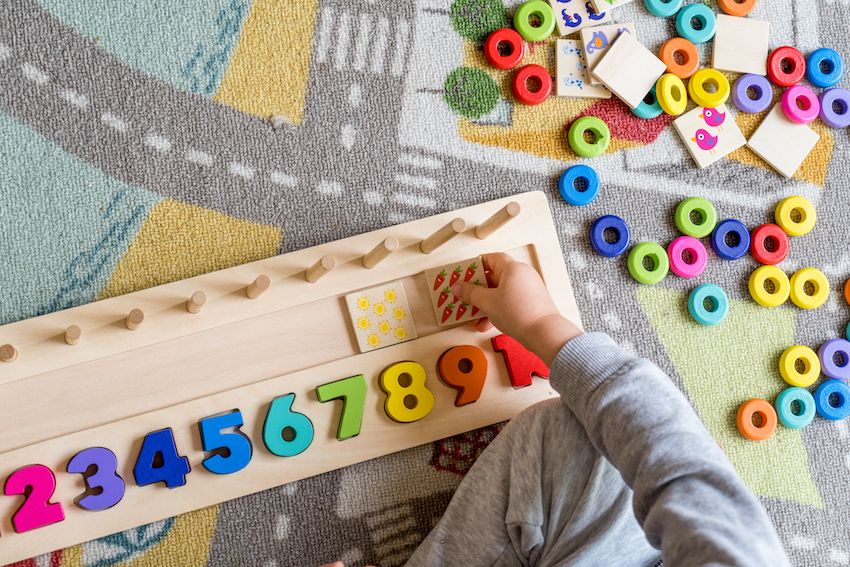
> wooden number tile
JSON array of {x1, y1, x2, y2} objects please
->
[
  {"x1": 712, "y1": 15, "x2": 769, "y2": 76},
  {"x1": 133, "y1": 428, "x2": 191, "y2": 488},
  {"x1": 4, "y1": 465, "x2": 65, "y2": 532},
  {"x1": 438, "y1": 345, "x2": 488, "y2": 406},
  {"x1": 591, "y1": 32, "x2": 667, "y2": 108},
  {"x1": 379, "y1": 361, "x2": 435, "y2": 423},
  {"x1": 556, "y1": 39, "x2": 612, "y2": 99},
  {"x1": 673, "y1": 104, "x2": 746, "y2": 169},
  {"x1": 67, "y1": 447, "x2": 125, "y2": 510},
  {"x1": 579, "y1": 23, "x2": 636, "y2": 85},
  {"x1": 492, "y1": 334, "x2": 550, "y2": 388},
  {"x1": 548, "y1": 0, "x2": 611, "y2": 36},
  {"x1": 425, "y1": 257, "x2": 489, "y2": 326},
  {"x1": 262, "y1": 394, "x2": 314, "y2": 457},
  {"x1": 746, "y1": 104, "x2": 820, "y2": 178},
  {"x1": 315, "y1": 374, "x2": 367, "y2": 439},
  {"x1": 344, "y1": 281, "x2": 417, "y2": 353}
]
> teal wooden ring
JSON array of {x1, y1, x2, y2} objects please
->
[
  {"x1": 675, "y1": 4, "x2": 717, "y2": 44},
  {"x1": 675, "y1": 197, "x2": 717, "y2": 238},
  {"x1": 688, "y1": 283, "x2": 729, "y2": 326},
  {"x1": 513, "y1": 1, "x2": 556, "y2": 42},
  {"x1": 627, "y1": 242, "x2": 670, "y2": 285},
  {"x1": 644, "y1": 0, "x2": 683, "y2": 18},
  {"x1": 568, "y1": 116, "x2": 610, "y2": 158},
  {"x1": 632, "y1": 84, "x2": 664, "y2": 119},
  {"x1": 775, "y1": 387, "x2": 816, "y2": 429}
]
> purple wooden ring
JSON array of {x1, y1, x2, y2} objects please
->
[
  {"x1": 732, "y1": 74, "x2": 772, "y2": 114},
  {"x1": 818, "y1": 338, "x2": 850, "y2": 381},
  {"x1": 781, "y1": 85, "x2": 820, "y2": 124},
  {"x1": 819, "y1": 88, "x2": 850, "y2": 129}
]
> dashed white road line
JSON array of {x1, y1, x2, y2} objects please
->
[
  {"x1": 315, "y1": 6, "x2": 334, "y2": 64},
  {"x1": 353, "y1": 12, "x2": 372, "y2": 72},
  {"x1": 185, "y1": 148, "x2": 215, "y2": 167},
  {"x1": 269, "y1": 171, "x2": 298, "y2": 188},
  {"x1": 59, "y1": 88, "x2": 89, "y2": 110},
  {"x1": 394, "y1": 173, "x2": 437, "y2": 191},
  {"x1": 340, "y1": 124, "x2": 357, "y2": 150},
  {"x1": 100, "y1": 111, "x2": 129, "y2": 132},
  {"x1": 830, "y1": 549, "x2": 850, "y2": 565},
  {"x1": 363, "y1": 191, "x2": 385, "y2": 205},
  {"x1": 371, "y1": 17, "x2": 390, "y2": 74},
  {"x1": 318, "y1": 179, "x2": 344, "y2": 196},
  {"x1": 334, "y1": 12, "x2": 352, "y2": 71},
  {"x1": 391, "y1": 20, "x2": 410, "y2": 77},
  {"x1": 348, "y1": 83, "x2": 363, "y2": 107},
  {"x1": 143, "y1": 134, "x2": 172, "y2": 153},
  {"x1": 392, "y1": 192, "x2": 436, "y2": 209},
  {"x1": 228, "y1": 162, "x2": 255, "y2": 180},
  {"x1": 398, "y1": 153, "x2": 443, "y2": 170},
  {"x1": 21, "y1": 62, "x2": 50, "y2": 85},
  {"x1": 0, "y1": 43, "x2": 11, "y2": 61}
]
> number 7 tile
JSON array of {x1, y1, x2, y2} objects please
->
[{"x1": 425, "y1": 257, "x2": 490, "y2": 326}]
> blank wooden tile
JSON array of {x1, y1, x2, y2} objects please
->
[
  {"x1": 712, "y1": 14, "x2": 769, "y2": 75},
  {"x1": 580, "y1": 23, "x2": 637, "y2": 85},
  {"x1": 548, "y1": 0, "x2": 612, "y2": 36},
  {"x1": 590, "y1": 32, "x2": 667, "y2": 109},
  {"x1": 673, "y1": 104, "x2": 746, "y2": 169},
  {"x1": 589, "y1": 0, "x2": 636, "y2": 13},
  {"x1": 556, "y1": 39, "x2": 612, "y2": 98},
  {"x1": 747, "y1": 104, "x2": 820, "y2": 178}
]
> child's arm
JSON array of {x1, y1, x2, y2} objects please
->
[{"x1": 452, "y1": 253, "x2": 791, "y2": 566}]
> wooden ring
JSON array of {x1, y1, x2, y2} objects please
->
[
  {"x1": 717, "y1": 0, "x2": 757, "y2": 17},
  {"x1": 737, "y1": 399, "x2": 777, "y2": 441},
  {"x1": 658, "y1": 38, "x2": 700, "y2": 79}
]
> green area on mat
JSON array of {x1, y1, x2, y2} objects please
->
[{"x1": 637, "y1": 286, "x2": 823, "y2": 509}]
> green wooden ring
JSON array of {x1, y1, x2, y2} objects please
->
[
  {"x1": 568, "y1": 116, "x2": 611, "y2": 158},
  {"x1": 627, "y1": 242, "x2": 670, "y2": 285},
  {"x1": 513, "y1": 0, "x2": 556, "y2": 42},
  {"x1": 675, "y1": 197, "x2": 717, "y2": 238}
]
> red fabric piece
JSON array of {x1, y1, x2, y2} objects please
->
[
  {"x1": 575, "y1": 97, "x2": 675, "y2": 145},
  {"x1": 431, "y1": 423, "x2": 505, "y2": 476},
  {"x1": 491, "y1": 334, "x2": 550, "y2": 388}
]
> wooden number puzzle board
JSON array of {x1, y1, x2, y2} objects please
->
[{"x1": 0, "y1": 191, "x2": 581, "y2": 564}]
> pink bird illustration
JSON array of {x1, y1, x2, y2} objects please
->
[
  {"x1": 699, "y1": 107, "x2": 726, "y2": 131},
  {"x1": 692, "y1": 129, "x2": 718, "y2": 154}
]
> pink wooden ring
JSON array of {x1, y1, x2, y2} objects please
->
[
  {"x1": 781, "y1": 85, "x2": 820, "y2": 124},
  {"x1": 667, "y1": 236, "x2": 708, "y2": 278}
]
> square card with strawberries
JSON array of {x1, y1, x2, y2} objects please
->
[{"x1": 425, "y1": 257, "x2": 490, "y2": 326}]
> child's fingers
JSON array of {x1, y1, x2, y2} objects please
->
[
  {"x1": 481, "y1": 252, "x2": 514, "y2": 286},
  {"x1": 452, "y1": 281, "x2": 493, "y2": 313}
]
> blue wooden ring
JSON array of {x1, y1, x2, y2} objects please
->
[
  {"x1": 558, "y1": 164, "x2": 600, "y2": 206},
  {"x1": 631, "y1": 84, "x2": 665, "y2": 119},
  {"x1": 688, "y1": 283, "x2": 729, "y2": 326},
  {"x1": 775, "y1": 387, "x2": 816, "y2": 429},
  {"x1": 710, "y1": 219, "x2": 750, "y2": 260},
  {"x1": 806, "y1": 48, "x2": 844, "y2": 88},
  {"x1": 815, "y1": 380, "x2": 850, "y2": 420},
  {"x1": 590, "y1": 215, "x2": 630, "y2": 257},
  {"x1": 675, "y1": 4, "x2": 716, "y2": 44},
  {"x1": 644, "y1": 0, "x2": 683, "y2": 18}
]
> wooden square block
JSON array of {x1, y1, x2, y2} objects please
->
[
  {"x1": 425, "y1": 257, "x2": 490, "y2": 326},
  {"x1": 672, "y1": 104, "x2": 746, "y2": 169},
  {"x1": 712, "y1": 14, "x2": 769, "y2": 75},
  {"x1": 580, "y1": 23, "x2": 637, "y2": 85},
  {"x1": 590, "y1": 32, "x2": 667, "y2": 109},
  {"x1": 548, "y1": 0, "x2": 612, "y2": 36},
  {"x1": 344, "y1": 281, "x2": 417, "y2": 352},
  {"x1": 746, "y1": 104, "x2": 820, "y2": 178},
  {"x1": 589, "y1": 0, "x2": 636, "y2": 13},
  {"x1": 556, "y1": 39, "x2": 612, "y2": 98}
]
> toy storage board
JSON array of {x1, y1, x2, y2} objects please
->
[{"x1": 0, "y1": 191, "x2": 581, "y2": 564}]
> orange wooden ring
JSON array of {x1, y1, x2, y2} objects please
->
[
  {"x1": 658, "y1": 38, "x2": 700, "y2": 79},
  {"x1": 845, "y1": 278, "x2": 850, "y2": 306},
  {"x1": 737, "y1": 399, "x2": 777, "y2": 441},
  {"x1": 717, "y1": 0, "x2": 757, "y2": 17}
]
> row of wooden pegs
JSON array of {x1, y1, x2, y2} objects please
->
[{"x1": 0, "y1": 202, "x2": 520, "y2": 363}]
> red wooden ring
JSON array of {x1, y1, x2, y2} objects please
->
[
  {"x1": 717, "y1": 0, "x2": 757, "y2": 17},
  {"x1": 484, "y1": 28, "x2": 525, "y2": 70},
  {"x1": 767, "y1": 46, "x2": 806, "y2": 87},
  {"x1": 750, "y1": 223, "x2": 790, "y2": 265},
  {"x1": 511, "y1": 64, "x2": 552, "y2": 105}
]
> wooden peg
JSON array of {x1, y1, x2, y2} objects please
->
[
  {"x1": 65, "y1": 325, "x2": 82, "y2": 345},
  {"x1": 246, "y1": 275, "x2": 271, "y2": 299},
  {"x1": 475, "y1": 202, "x2": 521, "y2": 239},
  {"x1": 420, "y1": 218, "x2": 466, "y2": 254},
  {"x1": 0, "y1": 344, "x2": 17, "y2": 362},
  {"x1": 305, "y1": 255, "x2": 336, "y2": 283},
  {"x1": 187, "y1": 291, "x2": 206, "y2": 314},
  {"x1": 362, "y1": 237, "x2": 399, "y2": 269},
  {"x1": 126, "y1": 309, "x2": 144, "y2": 331}
]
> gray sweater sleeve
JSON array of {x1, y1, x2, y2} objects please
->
[{"x1": 549, "y1": 332, "x2": 791, "y2": 567}]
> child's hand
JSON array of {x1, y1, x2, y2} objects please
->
[{"x1": 451, "y1": 253, "x2": 582, "y2": 367}]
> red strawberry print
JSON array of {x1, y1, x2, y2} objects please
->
[
  {"x1": 438, "y1": 287, "x2": 450, "y2": 307},
  {"x1": 433, "y1": 270, "x2": 446, "y2": 291},
  {"x1": 464, "y1": 263, "x2": 477, "y2": 281},
  {"x1": 456, "y1": 302, "x2": 468, "y2": 320},
  {"x1": 449, "y1": 266, "x2": 463, "y2": 286},
  {"x1": 442, "y1": 303, "x2": 455, "y2": 323}
]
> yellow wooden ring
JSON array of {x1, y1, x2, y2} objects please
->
[
  {"x1": 775, "y1": 196, "x2": 816, "y2": 236},
  {"x1": 688, "y1": 69, "x2": 730, "y2": 108},
  {"x1": 656, "y1": 73, "x2": 688, "y2": 116},
  {"x1": 748, "y1": 266, "x2": 790, "y2": 307},
  {"x1": 789, "y1": 268, "x2": 830, "y2": 309},
  {"x1": 779, "y1": 345, "x2": 821, "y2": 387}
]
